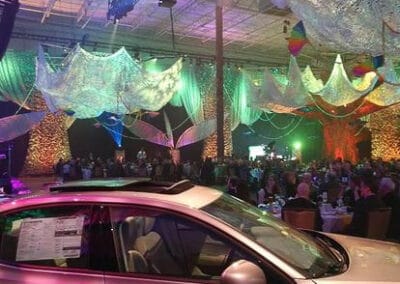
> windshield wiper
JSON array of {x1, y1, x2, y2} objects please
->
[
  {"x1": 310, "y1": 260, "x2": 345, "y2": 278},
  {"x1": 309, "y1": 236, "x2": 346, "y2": 278},
  {"x1": 313, "y1": 235, "x2": 346, "y2": 265},
  {"x1": 327, "y1": 261, "x2": 345, "y2": 273}
]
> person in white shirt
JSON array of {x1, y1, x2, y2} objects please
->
[{"x1": 137, "y1": 147, "x2": 147, "y2": 161}]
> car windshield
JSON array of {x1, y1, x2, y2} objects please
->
[{"x1": 201, "y1": 194, "x2": 341, "y2": 278}]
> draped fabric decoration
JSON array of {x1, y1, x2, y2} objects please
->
[
  {"x1": 0, "y1": 111, "x2": 45, "y2": 143},
  {"x1": 124, "y1": 117, "x2": 171, "y2": 147},
  {"x1": 230, "y1": 70, "x2": 262, "y2": 130},
  {"x1": 271, "y1": 0, "x2": 288, "y2": 9},
  {"x1": 366, "y1": 59, "x2": 400, "y2": 106},
  {"x1": 97, "y1": 112, "x2": 124, "y2": 147},
  {"x1": 125, "y1": 112, "x2": 218, "y2": 165},
  {"x1": 249, "y1": 56, "x2": 312, "y2": 113},
  {"x1": 170, "y1": 63, "x2": 204, "y2": 124},
  {"x1": 249, "y1": 55, "x2": 378, "y2": 113},
  {"x1": 0, "y1": 51, "x2": 72, "y2": 175},
  {"x1": 0, "y1": 51, "x2": 36, "y2": 108},
  {"x1": 195, "y1": 64, "x2": 216, "y2": 101},
  {"x1": 287, "y1": 0, "x2": 400, "y2": 56},
  {"x1": 36, "y1": 44, "x2": 183, "y2": 119},
  {"x1": 301, "y1": 65, "x2": 324, "y2": 93},
  {"x1": 310, "y1": 55, "x2": 378, "y2": 106},
  {"x1": 246, "y1": 54, "x2": 395, "y2": 163},
  {"x1": 163, "y1": 111, "x2": 174, "y2": 148}
]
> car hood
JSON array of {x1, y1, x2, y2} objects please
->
[{"x1": 315, "y1": 233, "x2": 400, "y2": 283}]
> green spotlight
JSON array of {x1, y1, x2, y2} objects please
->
[{"x1": 293, "y1": 141, "x2": 302, "y2": 150}]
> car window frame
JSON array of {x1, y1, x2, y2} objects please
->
[
  {"x1": 106, "y1": 203, "x2": 295, "y2": 284},
  {"x1": 0, "y1": 202, "x2": 117, "y2": 275},
  {"x1": 0, "y1": 200, "x2": 296, "y2": 284}
]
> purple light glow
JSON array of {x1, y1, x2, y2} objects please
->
[{"x1": 10, "y1": 178, "x2": 31, "y2": 195}]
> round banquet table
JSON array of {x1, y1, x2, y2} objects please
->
[
  {"x1": 321, "y1": 211, "x2": 353, "y2": 233},
  {"x1": 259, "y1": 204, "x2": 353, "y2": 233}
]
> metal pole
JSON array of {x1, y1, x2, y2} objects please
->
[
  {"x1": 169, "y1": 7, "x2": 176, "y2": 50},
  {"x1": 7, "y1": 144, "x2": 11, "y2": 178},
  {"x1": 215, "y1": 0, "x2": 224, "y2": 159}
]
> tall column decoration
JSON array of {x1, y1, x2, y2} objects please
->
[
  {"x1": 21, "y1": 93, "x2": 71, "y2": 175},
  {"x1": 369, "y1": 105, "x2": 400, "y2": 160},
  {"x1": 202, "y1": 84, "x2": 232, "y2": 159}
]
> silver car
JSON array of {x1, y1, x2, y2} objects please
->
[{"x1": 0, "y1": 178, "x2": 399, "y2": 283}]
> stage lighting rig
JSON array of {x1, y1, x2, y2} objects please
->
[
  {"x1": 107, "y1": 0, "x2": 139, "y2": 24},
  {"x1": 158, "y1": 0, "x2": 176, "y2": 8}
]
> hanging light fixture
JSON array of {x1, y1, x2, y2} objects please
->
[
  {"x1": 158, "y1": 0, "x2": 176, "y2": 8},
  {"x1": 107, "y1": 0, "x2": 139, "y2": 24}
]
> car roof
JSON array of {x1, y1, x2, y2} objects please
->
[
  {"x1": 0, "y1": 179, "x2": 223, "y2": 213},
  {"x1": 48, "y1": 177, "x2": 193, "y2": 194}
]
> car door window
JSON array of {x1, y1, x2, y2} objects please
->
[
  {"x1": 0, "y1": 205, "x2": 92, "y2": 269},
  {"x1": 109, "y1": 206, "x2": 291, "y2": 283}
]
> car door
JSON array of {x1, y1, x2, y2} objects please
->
[
  {"x1": 103, "y1": 205, "x2": 292, "y2": 284},
  {"x1": 0, "y1": 204, "x2": 105, "y2": 284}
]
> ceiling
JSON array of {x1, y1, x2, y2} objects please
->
[{"x1": 9, "y1": 0, "x2": 341, "y2": 68}]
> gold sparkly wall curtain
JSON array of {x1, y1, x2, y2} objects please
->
[
  {"x1": 369, "y1": 105, "x2": 400, "y2": 161},
  {"x1": 21, "y1": 93, "x2": 71, "y2": 175},
  {"x1": 202, "y1": 84, "x2": 232, "y2": 159}
]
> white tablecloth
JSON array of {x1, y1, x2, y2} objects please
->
[
  {"x1": 260, "y1": 204, "x2": 353, "y2": 233},
  {"x1": 321, "y1": 212, "x2": 353, "y2": 233}
]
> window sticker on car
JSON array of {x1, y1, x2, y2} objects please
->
[{"x1": 15, "y1": 216, "x2": 85, "y2": 261}]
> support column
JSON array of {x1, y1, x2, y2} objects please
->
[{"x1": 215, "y1": 0, "x2": 224, "y2": 159}]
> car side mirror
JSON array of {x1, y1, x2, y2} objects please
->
[{"x1": 221, "y1": 259, "x2": 267, "y2": 284}]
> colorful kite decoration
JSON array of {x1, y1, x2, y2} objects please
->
[
  {"x1": 352, "y1": 55, "x2": 385, "y2": 83},
  {"x1": 288, "y1": 21, "x2": 308, "y2": 56}
]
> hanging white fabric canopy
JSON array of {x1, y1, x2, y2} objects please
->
[
  {"x1": 249, "y1": 55, "x2": 378, "y2": 113},
  {"x1": 249, "y1": 56, "x2": 313, "y2": 113},
  {"x1": 310, "y1": 55, "x2": 378, "y2": 106},
  {"x1": 36, "y1": 44, "x2": 182, "y2": 119},
  {"x1": 287, "y1": 0, "x2": 400, "y2": 56}
]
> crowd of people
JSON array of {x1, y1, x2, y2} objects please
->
[
  {"x1": 53, "y1": 149, "x2": 400, "y2": 242},
  {"x1": 236, "y1": 158, "x2": 400, "y2": 241}
]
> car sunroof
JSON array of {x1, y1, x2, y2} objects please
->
[{"x1": 49, "y1": 178, "x2": 193, "y2": 194}]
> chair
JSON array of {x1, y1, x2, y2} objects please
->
[
  {"x1": 132, "y1": 217, "x2": 209, "y2": 277},
  {"x1": 133, "y1": 217, "x2": 185, "y2": 276},
  {"x1": 366, "y1": 207, "x2": 392, "y2": 240},
  {"x1": 126, "y1": 249, "x2": 148, "y2": 273},
  {"x1": 119, "y1": 216, "x2": 145, "y2": 272},
  {"x1": 282, "y1": 208, "x2": 317, "y2": 230}
]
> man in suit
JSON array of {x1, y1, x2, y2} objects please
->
[
  {"x1": 283, "y1": 182, "x2": 323, "y2": 230},
  {"x1": 378, "y1": 177, "x2": 400, "y2": 241},
  {"x1": 347, "y1": 172, "x2": 385, "y2": 237}
]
